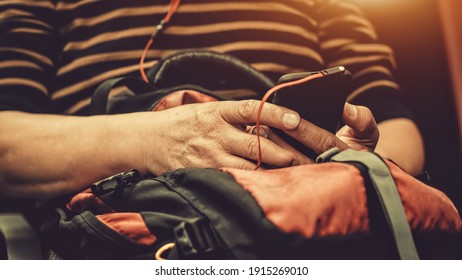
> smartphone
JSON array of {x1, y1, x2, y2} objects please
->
[{"x1": 271, "y1": 66, "x2": 352, "y2": 158}]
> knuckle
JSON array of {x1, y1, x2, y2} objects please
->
[
  {"x1": 237, "y1": 100, "x2": 258, "y2": 120},
  {"x1": 297, "y1": 122, "x2": 314, "y2": 140},
  {"x1": 319, "y1": 135, "x2": 339, "y2": 152},
  {"x1": 243, "y1": 136, "x2": 259, "y2": 159},
  {"x1": 207, "y1": 104, "x2": 223, "y2": 122},
  {"x1": 265, "y1": 104, "x2": 280, "y2": 121}
]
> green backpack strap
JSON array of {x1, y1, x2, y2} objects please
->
[{"x1": 317, "y1": 148, "x2": 420, "y2": 260}]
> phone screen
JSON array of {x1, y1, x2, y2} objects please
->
[{"x1": 271, "y1": 67, "x2": 352, "y2": 158}]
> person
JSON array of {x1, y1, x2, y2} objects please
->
[{"x1": 0, "y1": 0, "x2": 424, "y2": 200}]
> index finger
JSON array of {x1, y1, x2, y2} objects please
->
[
  {"x1": 218, "y1": 100, "x2": 301, "y2": 130},
  {"x1": 284, "y1": 118, "x2": 350, "y2": 155}
]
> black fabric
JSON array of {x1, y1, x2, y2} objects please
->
[
  {"x1": 350, "y1": 87, "x2": 414, "y2": 123},
  {"x1": 0, "y1": 92, "x2": 49, "y2": 113},
  {"x1": 58, "y1": 210, "x2": 153, "y2": 260},
  {"x1": 91, "y1": 80, "x2": 222, "y2": 115},
  {"x1": 147, "y1": 49, "x2": 274, "y2": 95}
]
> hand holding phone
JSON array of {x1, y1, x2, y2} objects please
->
[{"x1": 271, "y1": 66, "x2": 352, "y2": 158}]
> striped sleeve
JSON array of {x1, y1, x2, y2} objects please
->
[
  {"x1": 314, "y1": 0, "x2": 413, "y2": 122},
  {"x1": 0, "y1": 0, "x2": 57, "y2": 113}
]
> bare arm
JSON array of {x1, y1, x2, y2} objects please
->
[
  {"x1": 0, "y1": 111, "x2": 142, "y2": 199},
  {"x1": 375, "y1": 118, "x2": 425, "y2": 175},
  {"x1": 0, "y1": 100, "x2": 352, "y2": 199}
]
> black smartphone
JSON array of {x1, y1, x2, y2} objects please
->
[{"x1": 271, "y1": 66, "x2": 352, "y2": 158}]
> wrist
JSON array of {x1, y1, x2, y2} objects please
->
[
  {"x1": 99, "y1": 112, "x2": 167, "y2": 176},
  {"x1": 87, "y1": 113, "x2": 149, "y2": 175}
]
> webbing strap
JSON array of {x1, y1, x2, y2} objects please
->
[{"x1": 317, "y1": 148, "x2": 420, "y2": 260}]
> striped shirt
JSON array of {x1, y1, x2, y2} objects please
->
[{"x1": 0, "y1": 0, "x2": 410, "y2": 121}]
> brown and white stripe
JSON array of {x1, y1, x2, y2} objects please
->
[{"x1": 0, "y1": 0, "x2": 404, "y2": 120}]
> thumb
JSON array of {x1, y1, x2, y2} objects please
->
[
  {"x1": 219, "y1": 100, "x2": 301, "y2": 130},
  {"x1": 342, "y1": 102, "x2": 378, "y2": 138}
]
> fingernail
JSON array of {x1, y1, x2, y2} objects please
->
[
  {"x1": 345, "y1": 103, "x2": 356, "y2": 118},
  {"x1": 283, "y1": 112, "x2": 300, "y2": 128}
]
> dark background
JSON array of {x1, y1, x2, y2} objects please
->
[{"x1": 359, "y1": 0, "x2": 462, "y2": 213}]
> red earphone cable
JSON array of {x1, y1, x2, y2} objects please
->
[
  {"x1": 140, "y1": 38, "x2": 154, "y2": 83},
  {"x1": 254, "y1": 72, "x2": 325, "y2": 170},
  {"x1": 140, "y1": 0, "x2": 181, "y2": 83},
  {"x1": 165, "y1": 0, "x2": 181, "y2": 22}
]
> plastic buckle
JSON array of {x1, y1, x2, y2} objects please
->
[
  {"x1": 91, "y1": 169, "x2": 141, "y2": 197},
  {"x1": 173, "y1": 219, "x2": 223, "y2": 259}
]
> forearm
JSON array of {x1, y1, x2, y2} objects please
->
[
  {"x1": 0, "y1": 111, "x2": 147, "y2": 199},
  {"x1": 375, "y1": 118, "x2": 425, "y2": 176}
]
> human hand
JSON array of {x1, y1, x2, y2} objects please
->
[
  {"x1": 139, "y1": 100, "x2": 301, "y2": 174},
  {"x1": 138, "y1": 100, "x2": 351, "y2": 174},
  {"x1": 247, "y1": 103, "x2": 378, "y2": 163},
  {"x1": 336, "y1": 102, "x2": 379, "y2": 152}
]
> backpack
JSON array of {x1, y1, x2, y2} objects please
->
[
  {"x1": 53, "y1": 148, "x2": 461, "y2": 260},
  {"x1": 50, "y1": 50, "x2": 462, "y2": 260}
]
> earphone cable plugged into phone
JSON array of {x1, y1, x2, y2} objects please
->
[{"x1": 254, "y1": 72, "x2": 325, "y2": 170}]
